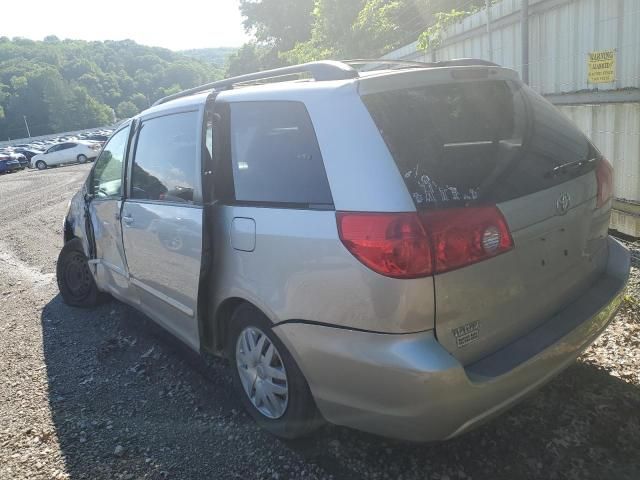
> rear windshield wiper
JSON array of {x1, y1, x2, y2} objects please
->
[{"x1": 544, "y1": 157, "x2": 597, "y2": 178}]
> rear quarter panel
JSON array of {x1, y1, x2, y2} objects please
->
[{"x1": 210, "y1": 205, "x2": 435, "y2": 334}]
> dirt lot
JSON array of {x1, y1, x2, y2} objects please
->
[{"x1": 0, "y1": 164, "x2": 639, "y2": 480}]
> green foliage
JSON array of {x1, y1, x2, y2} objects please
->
[
  {"x1": 225, "y1": 43, "x2": 283, "y2": 77},
  {"x1": 129, "y1": 93, "x2": 149, "y2": 110},
  {"x1": 225, "y1": 0, "x2": 315, "y2": 75},
  {"x1": 240, "y1": 0, "x2": 315, "y2": 49},
  {"x1": 417, "y1": 6, "x2": 479, "y2": 51},
  {"x1": 116, "y1": 101, "x2": 138, "y2": 120},
  {"x1": 283, "y1": 0, "x2": 365, "y2": 63},
  {"x1": 229, "y1": 0, "x2": 488, "y2": 75},
  {"x1": 0, "y1": 38, "x2": 222, "y2": 140},
  {"x1": 180, "y1": 47, "x2": 238, "y2": 66},
  {"x1": 417, "y1": 9, "x2": 467, "y2": 51}
]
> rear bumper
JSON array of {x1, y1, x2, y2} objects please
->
[{"x1": 274, "y1": 237, "x2": 630, "y2": 442}]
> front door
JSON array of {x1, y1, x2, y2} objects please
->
[
  {"x1": 121, "y1": 109, "x2": 203, "y2": 350},
  {"x1": 88, "y1": 124, "x2": 135, "y2": 301},
  {"x1": 45, "y1": 145, "x2": 63, "y2": 165}
]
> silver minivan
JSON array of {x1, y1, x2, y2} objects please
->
[{"x1": 58, "y1": 60, "x2": 630, "y2": 442}]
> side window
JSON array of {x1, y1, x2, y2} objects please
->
[
  {"x1": 131, "y1": 111, "x2": 199, "y2": 204},
  {"x1": 47, "y1": 145, "x2": 60, "y2": 153},
  {"x1": 229, "y1": 101, "x2": 332, "y2": 205},
  {"x1": 91, "y1": 126, "x2": 129, "y2": 198}
]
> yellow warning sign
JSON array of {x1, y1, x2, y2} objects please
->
[{"x1": 588, "y1": 49, "x2": 616, "y2": 84}]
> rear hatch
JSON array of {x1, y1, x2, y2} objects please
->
[{"x1": 360, "y1": 67, "x2": 612, "y2": 365}]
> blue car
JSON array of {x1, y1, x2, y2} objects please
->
[{"x1": 0, "y1": 155, "x2": 22, "y2": 174}]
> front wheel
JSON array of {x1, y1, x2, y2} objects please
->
[
  {"x1": 35, "y1": 160, "x2": 47, "y2": 170},
  {"x1": 77, "y1": 154, "x2": 88, "y2": 164},
  {"x1": 56, "y1": 238, "x2": 107, "y2": 307},
  {"x1": 228, "y1": 304, "x2": 323, "y2": 439}
]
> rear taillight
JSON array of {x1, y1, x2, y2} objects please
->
[
  {"x1": 336, "y1": 212, "x2": 433, "y2": 278},
  {"x1": 596, "y1": 157, "x2": 614, "y2": 208},
  {"x1": 420, "y1": 207, "x2": 513, "y2": 274},
  {"x1": 336, "y1": 206, "x2": 513, "y2": 278}
]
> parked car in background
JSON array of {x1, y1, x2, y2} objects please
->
[
  {"x1": 0, "y1": 155, "x2": 22, "y2": 174},
  {"x1": 84, "y1": 134, "x2": 109, "y2": 145},
  {"x1": 31, "y1": 141, "x2": 101, "y2": 170},
  {"x1": 11, "y1": 152, "x2": 29, "y2": 169},
  {"x1": 13, "y1": 148, "x2": 42, "y2": 162},
  {"x1": 57, "y1": 60, "x2": 630, "y2": 442}
]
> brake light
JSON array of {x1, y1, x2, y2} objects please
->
[
  {"x1": 336, "y1": 212, "x2": 432, "y2": 278},
  {"x1": 420, "y1": 207, "x2": 513, "y2": 274},
  {"x1": 336, "y1": 206, "x2": 513, "y2": 278},
  {"x1": 596, "y1": 157, "x2": 614, "y2": 208}
]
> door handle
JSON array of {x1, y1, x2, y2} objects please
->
[{"x1": 122, "y1": 214, "x2": 134, "y2": 225}]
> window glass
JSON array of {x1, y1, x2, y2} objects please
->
[
  {"x1": 362, "y1": 81, "x2": 594, "y2": 207},
  {"x1": 92, "y1": 126, "x2": 129, "y2": 198},
  {"x1": 131, "y1": 111, "x2": 199, "y2": 203},
  {"x1": 230, "y1": 101, "x2": 332, "y2": 205}
]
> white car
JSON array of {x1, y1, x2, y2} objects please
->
[{"x1": 31, "y1": 141, "x2": 101, "y2": 170}]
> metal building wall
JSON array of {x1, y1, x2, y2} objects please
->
[
  {"x1": 558, "y1": 103, "x2": 640, "y2": 202},
  {"x1": 384, "y1": 0, "x2": 640, "y2": 96}
]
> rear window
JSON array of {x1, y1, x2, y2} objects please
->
[
  {"x1": 229, "y1": 101, "x2": 333, "y2": 206},
  {"x1": 362, "y1": 80, "x2": 596, "y2": 207}
]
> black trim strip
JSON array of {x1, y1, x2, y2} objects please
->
[
  {"x1": 223, "y1": 200, "x2": 335, "y2": 211},
  {"x1": 272, "y1": 319, "x2": 429, "y2": 335}
]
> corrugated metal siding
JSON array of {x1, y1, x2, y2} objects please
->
[
  {"x1": 558, "y1": 103, "x2": 640, "y2": 202},
  {"x1": 384, "y1": 0, "x2": 640, "y2": 96}
]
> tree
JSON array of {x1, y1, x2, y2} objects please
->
[
  {"x1": 227, "y1": 0, "x2": 315, "y2": 75},
  {"x1": 239, "y1": 0, "x2": 315, "y2": 50},
  {"x1": 282, "y1": 0, "x2": 365, "y2": 63},
  {"x1": 231, "y1": 0, "x2": 489, "y2": 71},
  {"x1": 225, "y1": 43, "x2": 274, "y2": 77},
  {"x1": 130, "y1": 93, "x2": 149, "y2": 110},
  {"x1": 352, "y1": 0, "x2": 426, "y2": 57},
  {"x1": 116, "y1": 101, "x2": 138, "y2": 119},
  {"x1": 0, "y1": 37, "x2": 222, "y2": 139}
]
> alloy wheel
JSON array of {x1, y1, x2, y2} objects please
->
[{"x1": 235, "y1": 327, "x2": 289, "y2": 419}]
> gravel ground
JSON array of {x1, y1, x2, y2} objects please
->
[{"x1": 0, "y1": 164, "x2": 639, "y2": 480}]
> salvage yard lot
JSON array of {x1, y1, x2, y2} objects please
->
[{"x1": 0, "y1": 164, "x2": 639, "y2": 480}]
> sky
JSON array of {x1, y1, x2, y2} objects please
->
[{"x1": 2, "y1": 0, "x2": 250, "y2": 50}]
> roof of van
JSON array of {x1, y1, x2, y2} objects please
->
[{"x1": 139, "y1": 60, "x2": 518, "y2": 116}]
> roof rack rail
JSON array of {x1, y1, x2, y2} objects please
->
[
  {"x1": 344, "y1": 58, "x2": 499, "y2": 71},
  {"x1": 152, "y1": 60, "x2": 359, "y2": 107}
]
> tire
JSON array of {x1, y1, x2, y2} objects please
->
[
  {"x1": 227, "y1": 304, "x2": 323, "y2": 439},
  {"x1": 77, "y1": 154, "x2": 88, "y2": 164},
  {"x1": 56, "y1": 238, "x2": 107, "y2": 308},
  {"x1": 35, "y1": 160, "x2": 47, "y2": 170}
]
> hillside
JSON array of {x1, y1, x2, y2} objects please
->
[
  {"x1": 180, "y1": 47, "x2": 237, "y2": 66},
  {"x1": 0, "y1": 37, "x2": 223, "y2": 139}
]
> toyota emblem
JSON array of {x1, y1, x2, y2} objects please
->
[{"x1": 556, "y1": 192, "x2": 571, "y2": 215}]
